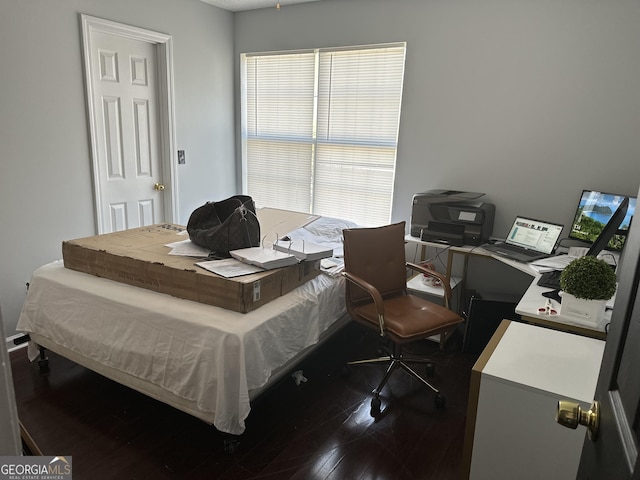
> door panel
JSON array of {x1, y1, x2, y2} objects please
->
[
  {"x1": 577, "y1": 186, "x2": 640, "y2": 478},
  {"x1": 82, "y1": 15, "x2": 177, "y2": 235},
  {"x1": 91, "y1": 31, "x2": 163, "y2": 232}
]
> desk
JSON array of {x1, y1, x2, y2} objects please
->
[
  {"x1": 516, "y1": 275, "x2": 610, "y2": 340},
  {"x1": 404, "y1": 235, "x2": 608, "y2": 339},
  {"x1": 405, "y1": 235, "x2": 493, "y2": 283}
]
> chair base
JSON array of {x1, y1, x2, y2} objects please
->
[{"x1": 348, "y1": 343, "x2": 446, "y2": 415}]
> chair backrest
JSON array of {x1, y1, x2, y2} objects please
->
[{"x1": 343, "y1": 221, "x2": 408, "y2": 305}]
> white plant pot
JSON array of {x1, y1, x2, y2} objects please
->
[{"x1": 560, "y1": 292, "x2": 607, "y2": 330}]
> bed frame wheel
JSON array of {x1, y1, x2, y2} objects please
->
[
  {"x1": 37, "y1": 347, "x2": 50, "y2": 375},
  {"x1": 223, "y1": 437, "x2": 240, "y2": 455}
]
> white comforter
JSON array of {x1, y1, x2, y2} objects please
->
[{"x1": 17, "y1": 256, "x2": 345, "y2": 435}]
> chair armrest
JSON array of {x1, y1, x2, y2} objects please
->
[
  {"x1": 406, "y1": 261, "x2": 453, "y2": 308},
  {"x1": 342, "y1": 271, "x2": 386, "y2": 335}
]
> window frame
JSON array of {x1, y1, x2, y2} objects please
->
[{"x1": 241, "y1": 42, "x2": 406, "y2": 226}]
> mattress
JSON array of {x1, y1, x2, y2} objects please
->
[{"x1": 17, "y1": 217, "x2": 353, "y2": 435}]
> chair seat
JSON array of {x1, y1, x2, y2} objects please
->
[{"x1": 352, "y1": 294, "x2": 463, "y2": 343}]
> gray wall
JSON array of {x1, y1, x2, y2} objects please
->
[
  {"x1": 0, "y1": 0, "x2": 236, "y2": 335},
  {"x1": 234, "y1": 0, "x2": 640, "y2": 295},
  {"x1": 2, "y1": 0, "x2": 640, "y2": 335},
  {"x1": 234, "y1": 0, "x2": 640, "y2": 235}
]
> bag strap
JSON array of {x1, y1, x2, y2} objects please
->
[{"x1": 235, "y1": 198, "x2": 259, "y2": 246}]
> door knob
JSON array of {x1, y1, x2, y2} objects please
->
[
  {"x1": 154, "y1": 183, "x2": 165, "y2": 191},
  {"x1": 556, "y1": 400, "x2": 600, "y2": 441}
]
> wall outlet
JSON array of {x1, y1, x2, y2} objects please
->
[{"x1": 178, "y1": 150, "x2": 185, "y2": 164}]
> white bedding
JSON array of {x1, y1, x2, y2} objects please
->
[{"x1": 17, "y1": 218, "x2": 353, "y2": 435}]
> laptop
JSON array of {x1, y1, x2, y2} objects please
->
[{"x1": 483, "y1": 216, "x2": 564, "y2": 262}]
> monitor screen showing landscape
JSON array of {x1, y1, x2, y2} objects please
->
[{"x1": 568, "y1": 190, "x2": 636, "y2": 251}]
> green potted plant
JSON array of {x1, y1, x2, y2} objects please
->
[{"x1": 559, "y1": 255, "x2": 617, "y2": 327}]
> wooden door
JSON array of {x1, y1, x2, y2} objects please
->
[
  {"x1": 81, "y1": 15, "x2": 177, "y2": 233},
  {"x1": 575, "y1": 186, "x2": 640, "y2": 478}
]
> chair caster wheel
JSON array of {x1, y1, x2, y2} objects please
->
[
  {"x1": 434, "y1": 393, "x2": 446, "y2": 409},
  {"x1": 426, "y1": 362, "x2": 436, "y2": 377},
  {"x1": 370, "y1": 396, "x2": 382, "y2": 417}
]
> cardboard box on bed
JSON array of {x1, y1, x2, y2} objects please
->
[{"x1": 61, "y1": 223, "x2": 320, "y2": 313}]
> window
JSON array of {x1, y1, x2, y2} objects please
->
[{"x1": 241, "y1": 43, "x2": 406, "y2": 227}]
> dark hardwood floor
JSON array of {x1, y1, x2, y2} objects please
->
[{"x1": 10, "y1": 322, "x2": 478, "y2": 480}]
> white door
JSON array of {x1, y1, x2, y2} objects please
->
[
  {"x1": 557, "y1": 185, "x2": 640, "y2": 478},
  {"x1": 82, "y1": 15, "x2": 178, "y2": 233}
]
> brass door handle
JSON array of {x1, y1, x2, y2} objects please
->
[
  {"x1": 556, "y1": 400, "x2": 600, "y2": 441},
  {"x1": 154, "y1": 183, "x2": 165, "y2": 191}
]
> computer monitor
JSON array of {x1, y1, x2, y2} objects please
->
[
  {"x1": 568, "y1": 190, "x2": 635, "y2": 251},
  {"x1": 586, "y1": 196, "x2": 629, "y2": 257}
]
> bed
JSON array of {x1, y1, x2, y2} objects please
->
[{"x1": 16, "y1": 216, "x2": 353, "y2": 439}]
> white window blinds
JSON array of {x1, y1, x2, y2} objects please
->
[{"x1": 242, "y1": 43, "x2": 406, "y2": 226}]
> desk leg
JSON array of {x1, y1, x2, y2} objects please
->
[
  {"x1": 446, "y1": 250, "x2": 454, "y2": 281},
  {"x1": 446, "y1": 250, "x2": 467, "y2": 315},
  {"x1": 462, "y1": 253, "x2": 470, "y2": 294}
]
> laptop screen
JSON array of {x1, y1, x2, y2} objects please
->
[{"x1": 505, "y1": 217, "x2": 564, "y2": 254}]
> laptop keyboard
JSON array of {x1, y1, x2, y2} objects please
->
[{"x1": 498, "y1": 243, "x2": 544, "y2": 257}]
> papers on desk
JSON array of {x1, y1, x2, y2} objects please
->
[{"x1": 530, "y1": 254, "x2": 579, "y2": 272}]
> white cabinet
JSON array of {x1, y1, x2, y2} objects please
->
[{"x1": 464, "y1": 321, "x2": 604, "y2": 480}]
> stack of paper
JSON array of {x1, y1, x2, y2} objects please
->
[
  {"x1": 530, "y1": 254, "x2": 579, "y2": 272},
  {"x1": 196, "y1": 259, "x2": 264, "y2": 278},
  {"x1": 230, "y1": 247, "x2": 299, "y2": 270},
  {"x1": 165, "y1": 239, "x2": 211, "y2": 257},
  {"x1": 273, "y1": 239, "x2": 333, "y2": 261},
  {"x1": 320, "y1": 257, "x2": 344, "y2": 276}
]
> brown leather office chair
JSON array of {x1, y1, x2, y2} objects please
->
[{"x1": 342, "y1": 221, "x2": 464, "y2": 416}]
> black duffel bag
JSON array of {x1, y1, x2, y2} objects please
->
[{"x1": 187, "y1": 195, "x2": 260, "y2": 257}]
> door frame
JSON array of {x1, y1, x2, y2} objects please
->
[{"x1": 80, "y1": 14, "x2": 178, "y2": 234}]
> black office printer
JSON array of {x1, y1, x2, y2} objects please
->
[{"x1": 410, "y1": 189, "x2": 495, "y2": 246}]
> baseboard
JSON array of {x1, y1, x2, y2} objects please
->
[{"x1": 7, "y1": 334, "x2": 28, "y2": 353}]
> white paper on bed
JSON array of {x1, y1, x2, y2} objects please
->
[
  {"x1": 195, "y1": 258, "x2": 264, "y2": 278},
  {"x1": 230, "y1": 246, "x2": 298, "y2": 269},
  {"x1": 273, "y1": 239, "x2": 333, "y2": 261},
  {"x1": 284, "y1": 216, "x2": 358, "y2": 258},
  {"x1": 17, "y1": 260, "x2": 345, "y2": 436}
]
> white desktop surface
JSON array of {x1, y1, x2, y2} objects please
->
[
  {"x1": 490, "y1": 254, "x2": 612, "y2": 336},
  {"x1": 516, "y1": 276, "x2": 613, "y2": 329},
  {"x1": 404, "y1": 235, "x2": 613, "y2": 337}
]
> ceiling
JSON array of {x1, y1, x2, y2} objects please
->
[{"x1": 200, "y1": 0, "x2": 321, "y2": 12}]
